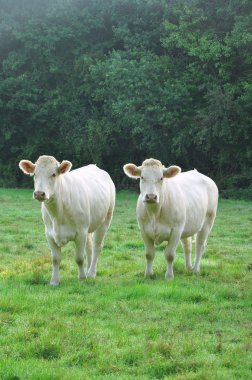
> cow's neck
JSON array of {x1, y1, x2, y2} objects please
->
[
  {"x1": 43, "y1": 197, "x2": 59, "y2": 217},
  {"x1": 144, "y1": 202, "x2": 161, "y2": 218},
  {"x1": 43, "y1": 179, "x2": 65, "y2": 220}
]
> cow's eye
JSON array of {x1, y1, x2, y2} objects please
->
[
  {"x1": 52, "y1": 173, "x2": 56, "y2": 178},
  {"x1": 160, "y1": 177, "x2": 163, "y2": 181},
  {"x1": 141, "y1": 176, "x2": 144, "y2": 180}
]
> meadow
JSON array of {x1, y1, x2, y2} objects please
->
[{"x1": 0, "y1": 188, "x2": 251, "y2": 380}]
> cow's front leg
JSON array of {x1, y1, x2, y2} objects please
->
[
  {"x1": 47, "y1": 237, "x2": 61, "y2": 286},
  {"x1": 164, "y1": 229, "x2": 181, "y2": 280},
  {"x1": 141, "y1": 230, "x2": 155, "y2": 278},
  {"x1": 75, "y1": 231, "x2": 88, "y2": 281}
]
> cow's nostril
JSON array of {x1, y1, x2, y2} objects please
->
[
  {"x1": 145, "y1": 194, "x2": 157, "y2": 202},
  {"x1": 34, "y1": 191, "x2": 46, "y2": 199}
]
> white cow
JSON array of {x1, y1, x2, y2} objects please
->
[
  {"x1": 123, "y1": 158, "x2": 218, "y2": 280},
  {"x1": 19, "y1": 155, "x2": 115, "y2": 285}
]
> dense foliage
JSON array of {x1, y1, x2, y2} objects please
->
[{"x1": 0, "y1": 0, "x2": 251, "y2": 197}]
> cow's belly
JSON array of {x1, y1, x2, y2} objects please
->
[
  {"x1": 143, "y1": 217, "x2": 206, "y2": 243},
  {"x1": 143, "y1": 222, "x2": 172, "y2": 245},
  {"x1": 142, "y1": 214, "x2": 205, "y2": 244},
  {"x1": 181, "y1": 210, "x2": 206, "y2": 238},
  {"x1": 47, "y1": 224, "x2": 76, "y2": 247},
  {"x1": 181, "y1": 224, "x2": 203, "y2": 239}
]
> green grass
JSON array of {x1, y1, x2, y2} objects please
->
[{"x1": 0, "y1": 189, "x2": 251, "y2": 380}]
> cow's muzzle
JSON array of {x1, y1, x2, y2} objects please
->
[
  {"x1": 144, "y1": 194, "x2": 158, "y2": 203},
  {"x1": 34, "y1": 191, "x2": 46, "y2": 202}
]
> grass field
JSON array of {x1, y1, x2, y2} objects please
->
[{"x1": 0, "y1": 188, "x2": 251, "y2": 380}]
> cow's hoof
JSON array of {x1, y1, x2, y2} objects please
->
[
  {"x1": 86, "y1": 271, "x2": 96, "y2": 278},
  {"x1": 50, "y1": 280, "x2": 59, "y2": 286},
  {"x1": 78, "y1": 275, "x2": 86, "y2": 282},
  {"x1": 165, "y1": 272, "x2": 174, "y2": 281},
  {"x1": 145, "y1": 272, "x2": 155, "y2": 279},
  {"x1": 192, "y1": 266, "x2": 200, "y2": 273}
]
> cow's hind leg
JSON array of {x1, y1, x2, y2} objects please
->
[
  {"x1": 87, "y1": 208, "x2": 113, "y2": 278},
  {"x1": 181, "y1": 237, "x2": 193, "y2": 270},
  {"x1": 85, "y1": 233, "x2": 93, "y2": 273},
  {"x1": 193, "y1": 213, "x2": 215, "y2": 273}
]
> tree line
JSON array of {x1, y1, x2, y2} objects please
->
[{"x1": 0, "y1": 0, "x2": 251, "y2": 198}]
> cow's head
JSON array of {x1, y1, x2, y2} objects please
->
[
  {"x1": 123, "y1": 158, "x2": 181, "y2": 204},
  {"x1": 19, "y1": 155, "x2": 72, "y2": 202}
]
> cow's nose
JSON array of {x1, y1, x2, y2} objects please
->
[
  {"x1": 145, "y1": 193, "x2": 158, "y2": 202},
  {"x1": 34, "y1": 191, "x2": 46, "y2": 201}
]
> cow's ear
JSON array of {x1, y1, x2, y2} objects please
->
[
  {"x1": 163, "y1": 165, "x2": 181, "y2": 178},
  {"x1": 58, "y1": 160, "x2": 72, "y2": 174},
  {"x1": 123, "y1": 163, "x2": 141, "y2": 179},
  {"x1": 19, "y1": 160, "x2": 36, "y2": 175}
]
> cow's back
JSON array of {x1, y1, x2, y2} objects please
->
[
  {"x1": 167, "y1": 170, "x2": 218, "y2": 237},
  {"x1": 70, "y1": 165, "x2": 114, "y2": 199},
  {"x1": 172, "y1": 170, "x2": 218, "y2": 212},
  {"x1": 68, "y1": 165, "x2": 115, "y2": 229}
]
